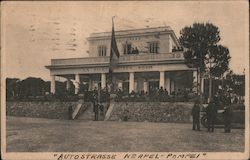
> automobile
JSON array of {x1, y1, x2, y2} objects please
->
[{"x1": 200, "y1": 103, "x2": 245, "y2": 129}]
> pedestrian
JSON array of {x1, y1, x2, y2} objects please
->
[
  {"x1": 94, "y1": 103, "x2": 99, "y2": 121},
  {"x1": 206, "y1": 99, "x2": 217, "y2": 132},
  {"x1": 192, "y1": 99, "x2": 200, "y2": 131},
  {"x1": 99, "y1": 104, "x2": 104, "y2": 117},
  {"x1": 158, "y1": 86, "x2": 164, "y2": 102},
  {"x1": 224, "y1": 105, "x2": 232, "y2": 133},
  {"x1": 68, "y1": 105, "x2": 73, "y2": 120}
]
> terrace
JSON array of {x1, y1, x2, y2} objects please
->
[{"x1": 50, "y1": 52, "x2": 184, "y2": 67}]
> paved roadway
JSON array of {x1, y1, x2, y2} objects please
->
[{"x1": 6, "y1": 116, "x2": 244, "y2": 152}]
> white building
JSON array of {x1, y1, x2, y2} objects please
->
[{"x1": 46, "y1": 26, "x2": 198, "y2": 94}]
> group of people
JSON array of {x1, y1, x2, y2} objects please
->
[
  {"x1": 90, "y1": 89, "x2": 105, "y2": 121},
  {"x1": 192, "y1": 97, "x2": 232, "y2": 133},
  {"x1": 67, "y1": 88, "x2": 105, "y2": 121},
  {"x1": 115, "y1": 87, "x2": 193, "y2": 102}
]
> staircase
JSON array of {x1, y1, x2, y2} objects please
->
[
  {"x1": 72, "y1": 100, "x2": 108, "y2": 121},
  {"x1": 104, "y1": 102, "x2": 114, "y2": 121},
  {"x1": 77, "y1": 103, "x2": 94, "y2": 120}
]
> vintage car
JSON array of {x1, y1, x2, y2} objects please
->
[{"x1": 200, "y1": 103, "x2": 245, "y2": 129}]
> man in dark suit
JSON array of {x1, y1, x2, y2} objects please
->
[
  {"x1": 93, "y1": 103, "x2": 99, "y2": 121},
  {"x1": 224, "y1": 105, "x2": 232, "y2": 133},
  {"x1": 68, "y1": 105, "x2": 73, "y2": 120},
  {"x1": 192, "y1": 100, "x2": 200, "y2": 130},
  {"x1": 91, "y1": 89, "x2": 99, "y2": 121},
  {"x1": 206, "y1": 99, "x2": 217, "y2": 132}
]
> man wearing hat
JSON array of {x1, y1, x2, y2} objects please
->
[
  {"x1": 192, "y1": 99, "x2": 201, "y2": 131},
  {"x1": 224, "y1": 105, "x2": 232, "y2": 133},
  {"x1": 206, "y1": 99, "x2": 217, "y2": 132}
]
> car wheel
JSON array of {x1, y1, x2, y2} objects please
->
[{"x1": 201, "y1": 116, "x2": 208, "y2": 128}]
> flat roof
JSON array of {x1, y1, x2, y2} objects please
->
[{"x1": 88, "y1": 26, "x2": 172, "y2": 39}]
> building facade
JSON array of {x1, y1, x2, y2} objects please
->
[{"x1": 46, "y1": 26, "x2": 198, "y2": 95}]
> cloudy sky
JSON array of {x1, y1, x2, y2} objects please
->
[{"x1": 2, "y1": 1, "x2": 249, "y2": 81}]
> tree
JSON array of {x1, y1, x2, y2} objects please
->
[
  {"x1": 224, "y1": 70, "x2": 245, "y2": 97},
  {"x1": 6, "y1": 78, "x2": 20, "y2": 99},
  {"x1": 206, "y1": 45, "x2": 231, "y2": 99},
  {"x1": 18, "y1": 77, "x2": 46, "y2": 98},
  {"x1": 179, "y1": 23, "x2": 230, "y2": 100}
]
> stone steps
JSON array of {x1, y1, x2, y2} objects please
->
[
  {"x1": 77, "y1": 104, "x2": 94, "y2": 120},
  {"x1": 77, "y1": 103, "x2": 107, "y2": 121}
]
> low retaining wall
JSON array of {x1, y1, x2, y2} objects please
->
[
  {"x1": 6, "y1": 101, "x2": 91, "y2": 119},
  {"x1": 6, "y1": 101, "x2": 194, "y2": 122},
  {"x1": 109, "y1": 102, "x2": 194, "y2": 123}
]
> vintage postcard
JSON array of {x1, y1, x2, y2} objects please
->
[{"x1": 1, "y1": 1, "x2": 249, "y2": 160}]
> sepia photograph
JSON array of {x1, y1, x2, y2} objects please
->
[{"x1": 1, "y1": 1, "x2": 249, "y2": 160}]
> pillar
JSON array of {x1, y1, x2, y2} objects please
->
[
  {"x1": 129, "y1": 72, "x2": 134, "y2": 93},
  {"x1": 101, "y1": 73, "x2": 106, "y2": 89},
  {"x1": 93, "y1": 81, "x2": 99, "y2": 89},
  {"x1": 134, "y1": 82, "x2": 138, "y2": 93},
  {"x1": 159, "y1": 71, "x2": 165, "y2": 88},
  {"x1": 168, "y1": 35, "x2": 172, "y2": 53},
  {"x1": 193, "y1": 70, "x2": 198, "y2": 93},
  {"x1": 118, "y1": 81, "x2": 123, "y2": 90},
  {"x1": 50, "y1": 75, "x2": 55, "y2": 94},
  {"x1": 170, "y1": 79, "x2": 175, "y2": 94},
  {"x1": 75, "y1": 74, "x2": 80, "y2": 94},
  {"x1": 137, "y1": 78, "x2": 144, "y2": 92},
  {"x1": 88, "y1": 78, "x2": 92, "y2": 91},
  {"x1": 66, "y1": 78, "x2": 71, "y2": 91},
  {"x1": 143, "y1": 80, "x2": 149, "y2": 93},
  {"x1": 165, "y1": 73, "x2": 170, "y2": 93},
  {"x1": 201, "y1": 77, "x2": 204, "y2": 94}
]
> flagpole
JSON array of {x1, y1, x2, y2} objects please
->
[
  {"x1": 110, "y1": 16, "x2": 115, "y2": 93},
  {"x1": 109, "y1": 16, "x2": 119, "y2": 94}
]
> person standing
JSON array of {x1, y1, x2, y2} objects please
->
[
  {"x1": 91, "y1": 89, "x2": 98, "y2": 121},
  {"x1": 224, "y1": 105, "x2": 232, "y2": 133},
  {"x1": 94, "y1": 103, "x2": 99, "y2": 121},
  {"x1": 158, "y1": 86, "x2": 164, "y2": 102},
  {"x1": 192, "y1": 100, "x2": 200, "y2": 131},
  {"x1": 206, "y1": 99, "x2": 217, "y2": 132},
  {"x1": 68, "y1": 105, "x2": 73, "y2": 120}
]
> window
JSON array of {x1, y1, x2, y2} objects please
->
[
  {"x1": 149, "y1": 42, "x2": 159, "y2": 53},
  {"x1": 123, "y1": 43, "x2": 132, "y2": 54},
  {"x1": 98, "y1": 45, "x2": 107, "y2": 56}
]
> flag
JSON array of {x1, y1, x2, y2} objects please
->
[
  {"x1": 109, "y1": 19, "x2": 120, "y2": 70},
  {"x1": 108, "y1": 17, "x2": 120, "y2": 92}
]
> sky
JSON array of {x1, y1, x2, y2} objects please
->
[{"x1": 2, "y1": 1, "x2": 249, "y2": 81}]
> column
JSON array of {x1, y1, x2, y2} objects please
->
[
  {"x1": 118, "y1": 81, "x2": 123, "y2": 90},
  {"x1": 168, "y1": 35, "x2": 173, "y2": 53},
  {"x1": 75, "y1": 74, "x2": 80, "y2": 94},
  {"x1": 50, "y1": 75, "x2": 55, "y2": 94},
  {"x1": 134, "y1": 82, "x2": 138, "y2": 93},
  {"x1": 101, "y1": 73, "x2": 106, "y2": 89},
  {"x1": 88, "y1": 78, "x2": 92, "y2": 91},
  {"x1": 93, "y1": 81, "x2": 98, "y2": 89},
  {"x1": 143, "y1": 80, "x2": 149, "y2": 93},
  {"x1": 170, "y1": 79, "x2": 175, "y2": 94},
  {"x1": 193, "y1": 70, "x2": 198, "y2": 93},
  {"x1": 129, "y1": 72, "x2": 134, "y2": 93},
  {"x1": 137, "y1": 78, "x2": 144, "y2": 92},
  {"x1": 159, "y1": 71, "x2": 165, "y2": 88},
  {"x1": 66, "y1": 78, "x2": 71, "y2": 91},
  {"x1": 201, "y1": 77, "x2": 204, "y2": 94},
  {"x1": 165, "y1": 73, "x2": 170, "y2": 93}
]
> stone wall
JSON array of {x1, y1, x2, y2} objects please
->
[
  {"x1": 6, "y1": 101, "x2": 91, "y2": 120},
  {"x1": 108, "y1": 102, "x2": 194, "y2": 123},
  {"x1": 6, "y1": 101, "x2": 194, "y2": 122}
]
